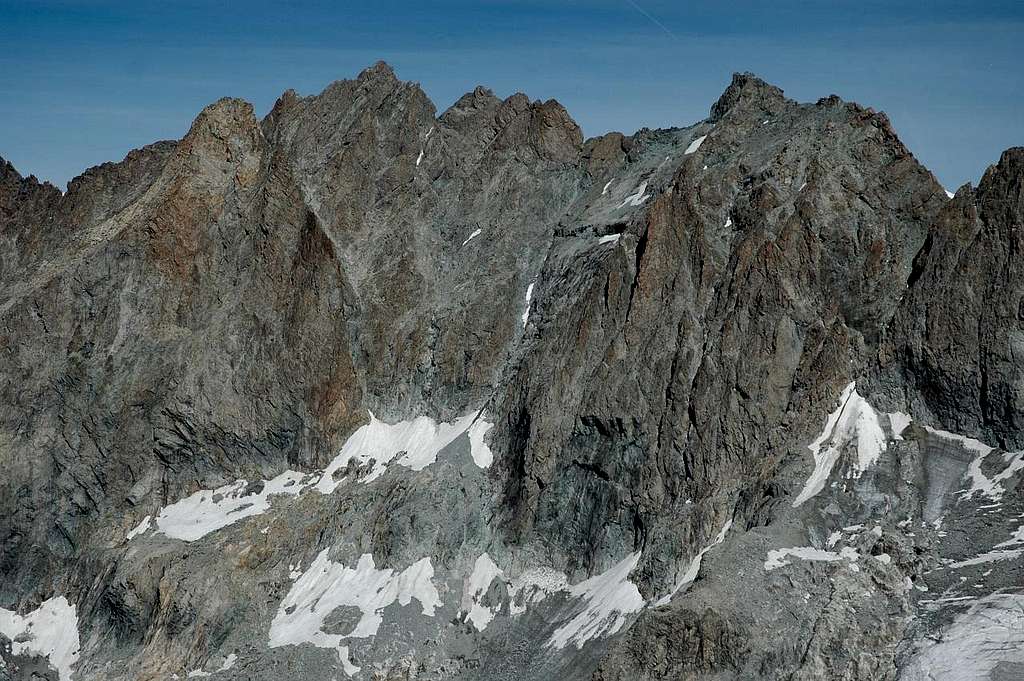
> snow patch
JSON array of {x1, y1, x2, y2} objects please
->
[
  {"x1": 655, "y1": 519, "x2": 732, "y2": 606},
  {"x1": 467, "y1": 416, "x2": 494, "y2": 468},
  {"x1": 508, "y1": 567, "x2": 570, "y2": 615},
  {"x1": 995, "y1": 525, "x2": 1024, "y2": 549},
  {"x1": 141, "y1": 411, "x2": 494, "y2": 542},
  {"x1": 944, "y1": 189, "x2": 955, "y2": 199},
  {"x1": 618, "y1": 181, "x2": 650, "y2": 208},
  {"x1": 0, "y1": 596, "x2": 80, "y2": 681},
  {"x1": 522, "y1": 282, "x2": 535, "y2": 328},
  {"x1": 601, "y1": 180, "x2": 613, "y2": 195},
  {"x1": 793, "y1": 382, "x2": 887, "y2": 507},
  {"x1": 888, "y1": 411, "x2": 912, "y2": 440},
  {"x1": 597, "y1": 233, "x2": 621, "y2": 245},
  {"x1": 126, "y1": 515, "x2": 151, "y2": 541},
  {"x1": 219, "y1": 653, "x2": 238, "y2": 671},
  {"x1": 462, "y1": 553, "x2": 505, "y2": 631},
  {"x1": 461, "y1": 228, "x2": 481, "y2": 246},
  {"x1": 901, "y1": 594, "x2": 1024, "y2": 679},
  {"x1": 924, "y1": 427, "x2": 1024, "y2": 501},
  {"x1": 948, "y1": 549, "x2": 1023, "y2": 569},
  {"x1": 416, "y1": 149, "x2": 424, "y2": 166},
  {"x1": 156, "y1": 470, "x2": 308, "y2": 542},
  {"x1": 765, "y1": 546, "x2": 859, "y2": 571},
  {"x1": 548, "y1": 553, "x2": 645, "y2": 649},
  {"x1": 684, "y1": 135, "x2": 707, "y2": 155},
  {"x1": 316, "y1": 411, "x2": 486, "y2": 492},
  {"x1": 268, "y1": 550, "x2": 441, "y2": 670}
]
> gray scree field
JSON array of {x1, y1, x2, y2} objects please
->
[{"x1": 1, "y1": 63, "x2": 1023, "y2": 680}]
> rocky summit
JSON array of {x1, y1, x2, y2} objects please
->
[{"x1": 1, "y1": 62, "x2": 1022, "y2": 681}]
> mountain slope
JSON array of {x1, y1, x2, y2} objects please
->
[{"x1": 1, "y1": 64, "x2": 1021, "y2": 681}]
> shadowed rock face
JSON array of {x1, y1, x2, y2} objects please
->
[{"x1": 1, "y1": 63, "x2": 1022, "y2": 681}]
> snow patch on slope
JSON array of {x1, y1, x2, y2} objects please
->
[
  {"x1": 522, "y1": 282, "x2": 535, "y2": 328},
  {"x1": 157, "y1": 470, "x2": 308, "y2": 542},
  {"x1": 618, "y1": 181, "x2": 650, "y2": 208},
  {"x1": 137, "y1": 411, "x2": 494, "y2": 542},
  {"x1": 655, "y1": 519, "x2": 732, "y2": 606},
  {"x1": 765, "y1": 546, "x2": 859, "y2": 571},
  {"x1": 684, "y1": 134, "x2": 707, "y2": 154},
  {"x1": 0, "y1": 596, "x2": 80, "y2": 681},
  {"x1": 268, "y1": 550, "x2": 441, "y2": 675},
  {"x1": 548, "y1": 552, "x2": 645, "y2": 649},
  {"x1": 901, "y1": 594, "x2": 1024, "y2": 680},
  {"x1": 461, "y1": 553, "x2": 505, "y2": 631},
  {"x1": 923, "y1": 426, "x2": 1024, "y2": 501},
  {"x1": 793, "y1": 382, "x2": 887, "y2": 507},
  {"x1": 126, "y1": 515, "x2": 151, "y2": 541}
]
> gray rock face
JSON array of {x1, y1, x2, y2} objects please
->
[{"x1": 1, "y1": 64, "x2": 1022, "y2": 680}]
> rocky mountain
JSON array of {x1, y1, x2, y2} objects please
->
[{"x1": 1, "y1": 62, "x2": 1022, "y2": 680}]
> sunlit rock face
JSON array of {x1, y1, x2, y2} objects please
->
[{"x1": 1, "y1": 64, "x2": 1022, "y2": 680}]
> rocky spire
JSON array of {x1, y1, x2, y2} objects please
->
[{"x1": 709, "y1": 72, "x2": 789, "y2": 122}]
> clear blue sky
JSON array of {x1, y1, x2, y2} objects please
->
[{"x1": 1, "y1": 1, "x2": 1020, "y2": 191}]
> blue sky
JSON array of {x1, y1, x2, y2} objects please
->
[{"x1": 1, "y1": 1, "x2": 1020, "y2": 190}]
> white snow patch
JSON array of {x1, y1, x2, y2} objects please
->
[
  {"x1": 462, "y1": 553, "x2": 505, "y2": 630},
  {"x1": 187, "y1": 671, "x2": 211, "y2": 678},
  {"x1": 948, "y1": 549, "x2": 1024, "y2": 569},
  {"x1": 461, "y1": 228, "x2": 482, "y2": 246},
  {"x1": 218, "y1": 653, "x2": 238, "y2": 671},
  {"x1": 597, "y1": 233, "x2": 621, "y2": 245},
  {"x1": 901, "y1": 593, "x2": 1024, "y2": 680},
  {"x1": 467, "y1": 416, "x2": 494, "y2": 468},
  {"x1": 888, "y1": 411, "x2": 912, "y2": 440},
  {"x1": 0, "y1": 596, "x2": 80, "y2": 681},
  {"x1": 521, "y1": 282, "x2": 535, "y2": 328},
  {"x1": 944, "y1": 189, "x2": 955, "y2": 199},
  {"x1": 793, "y1": 382, "x2": 887, "y2": 507},
  {"x1": 964, "y1": 448, "x2": 1024, "y2": 502},
  {"x1": 156, "y1": 470, "x2": 308, "y2": 542},
  {"x1": 724, "y1": 217, "x2": 732, "y2": 228},
  {"x1": 416, "y1": 149, "x2": 424, "y2": 166},
  {"x1": 508, "y1": 567, "x2": 570, "y2": 615},
  {"x1": 126, "y1": 515, "x2": 151, "y2": 541},
  {"x1": 764, "y1": 546, "x2": 859, "y2": 571},
  {"x1": 268, "y1": 549, "x2": 441, "y2": 667},
  {"x1": 315, "y1": 412, "x2": 483, "y2": 492},
  {"x1": 548, "y1": 552, "x2": 645, "y2": 649},
  {"x1": 995, "y1": 525, "x2": 1024, "y2": 549},
  {"x1": 655, "y1": 519, "x2": 732, "y2": 606},
  {"x1": 684, "y1": 135, "x2": 707, "y2": 155},
  {"x1": 874, "y1": 553, "x2": 892, "y2": 565},
  {"x1": 826, "y1": 531, "x2": 842, "y2": 548},
  {"x1": 798, "y1": 182, "x2": 807, "y2": 191},
  {"x1": 339, "y1": 645, "x2": 360, "y2": 676},
  {"x1": 143, "y1": 411, "x2": 493, "y2": 542},
  {"x1": 925, "y1": 426, "x2": 994, "y2": 458},
  {"x1": 925, "y1": 427, "x2": 1024, "y2": 501},
  {"x1": 601, "y1": 180, "x2": 613, "y2": 195},
  {"x1": 618, "y1": 181, "x2": 650, "y2": 208}
]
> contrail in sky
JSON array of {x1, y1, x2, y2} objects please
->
[{"x1": 623, "y1": 0, "x2": 679, "y2": 41}]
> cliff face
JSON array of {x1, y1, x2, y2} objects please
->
[{"x1": 1, "y1": 64, "x2": 1021, "y2": 681}]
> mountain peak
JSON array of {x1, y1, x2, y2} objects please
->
[
  {"x1": 357, "y1": 60, "x2": 398, "y2": 84},
  {"x1": 709, "y1": 72, "x2": 788, "y2": 122}
]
